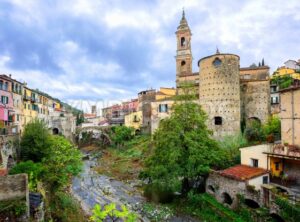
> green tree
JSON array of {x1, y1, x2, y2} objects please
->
[
  {"x1": 76, "y1": 111, "x2": 85, "y2": 126},
  {"x1": 110, "y1": 126, "x2": 134, "y2": 147},
  {"x1": 142, "y1": 100, "x2": 225, "y2": 194},
  {"x1": 90, "y1": 203, "x2": 137, "y2": 222},
  {"x1": 263, "y1": 116, "x2": 281, "y2": 141},
  {"x1": 20, "y1": 119, "x2": 52, "y2": 162},
  {"x1": 42, "y1": 136, "x2": 82, "y2": 191}
]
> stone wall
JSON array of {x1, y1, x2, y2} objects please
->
[
  {"x1": 240, "y1": 80, "x2": 270, "y2": 124},
  {"x1": 0, "y1": 174, "x2": 29, "y2": 217},
  {"x1": 199, "y1": 54, "x2": 241, "y2": 137}
]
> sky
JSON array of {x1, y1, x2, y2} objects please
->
[{"x1": 0, "y1": 0, "x2": 299, "y2": 112}]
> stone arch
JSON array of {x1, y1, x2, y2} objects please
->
[
  {"x1": 244, "y1": 198, "x2": 260, "y2": 209},
  {"x1": 248, "y1": 117, "x2": 261, "y2": 125},
  {"x1": 52, "y1": 128, "x2": 59, "y2": 135},
  {"x1": 269, "y1": 213, "x2": 285, "y2": 222},
  {"x1": 221, "y1": 192, "x2": 233, "y2": 205}
]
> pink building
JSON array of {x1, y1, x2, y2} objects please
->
[{"x1": 0, "y1": 75, "x2": 14, "y2": 127}]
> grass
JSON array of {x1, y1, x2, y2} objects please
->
[{"x1": 95, "y1": 135, "x2": 152, "y2": 180}]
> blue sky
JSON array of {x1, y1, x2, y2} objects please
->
[{"x1": 0, "y1": 0, "x2": 299, "y2": 112}]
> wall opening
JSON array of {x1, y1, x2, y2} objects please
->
[
  {"x1": 221, "y1": 192, "x2": 233, "y2": 205},
  {"x1": 214, "y1": 116, "x2": 223, "y2": 125},
  {"x1": 269, "y1": 213, "x2": 285, "y2": 222},
  {"x1": 244, "y1": 199, "x2": 260, "y2": 209},
  {"x1": 208, "y1": 185, "x2": 215, "y2": 193},
  {"x1": 213, "y1": 58, "x2": 222, "y2": 67},
  {"x1": 181, "y1": 60, "x2": 186, "y2": 66},
  {"x1": 181, "y1": 37, "x2": 186, "y2": 47},
  {"x1": 52, "y1": 128, "x2": 59, "y2": 135}
]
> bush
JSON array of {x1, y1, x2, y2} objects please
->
[
  {"x1": 263, "y1": 116, "x2": 281, "y2": 141},
  {"x1": 90, "y1": 203, "x2": 137, "y2": 222},
  {"x1": 20, "y1": 119, "x2": 52, "y2": 162},
  {"x1": 9, "y1": 160, "x2": 44, "y2": 191},
  {"x1": 110, "y1": 126, "x2": 134, "y2": 147},
  {"x1": 244, "y1": 120, "x2": 265, "y2": 143}
]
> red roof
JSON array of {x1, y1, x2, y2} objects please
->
[
  {"x1": 84, "y1": 113, "x2": 97, "y2": 118},
  {"x1": 0, "y1": 168, "x2": 8, "y2": 176},
  {"x1": 220, "y1": 165, "x2": 268, "y2": 181}
]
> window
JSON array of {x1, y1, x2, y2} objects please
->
[
  {"x1": 1, "y1": 96, "x2": 8, "y2": 104},
  {"x1": 158, "y1": 104, "x2": 168, "y2": 113},
  {"x1": 213, "y1": 58, "x2": 222, "y2": 67},
  {"x1": 251, "y1": 158, "x2": 259, "y2": 167},
  {"x1": 271, "y1": 86, "x2": 277, "y2": 93},
  {"x1": 4, "y1": 82, "x2": 8, "y2": 91},
  {"x1": 214, "y1": 116, "x2": 222, "y2": 125},
  {"x1": 275, "y1": 162, "x2": 280, "y2": 171},
  {"x1": 181, "y1": 60, "x2": 186, "y2": 66},
  {"x1": 263, "y1": 176, "x2": 268, "y2": 184},
  {"x1": 0, "y1": 80, "x2": 3, "y2": 90},
  {"x1": 180, "y1": 37, "x2": 186, "y2": 47}
]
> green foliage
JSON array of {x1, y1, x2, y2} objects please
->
[
  {"x1": 20, "y1": 119, "x2": 52, "y2": 162},
  {"x1": 42, "y1": 136, "x2": 82, "y2": 191},
  {"x1": 0, "y1": 198, "x2": 27, "y2": 217},
  {"x1": 90, "y1": 203, "x2": 137, "y2": 222},
  {"x1": 275, "y1": 196, "x2": 300, "y2": 222},
  {"x1": 219, "y1": 133, "x2": 248, "y2": 167},
  {"x1": 49, "y1": 192, "x2": 85, "y2": 222},
  {"x1": 186, "y1": 192, "x2": 245, "y2": 222},
  {"x1": 9, "y1": 160, "x2": 44, "y2": 191},
  {"x1": 76, "y1": 111, "x2": 84, "y2": 126},
  {"x1": 142, "y1": 101, "x2": 225, "y2": 193},
  {"x1": 271, "y1": 75, "x2": 294, "y2": 89},
  {"x1": 110, "y1": 126, "x2": 134, "y2": 147},
  {"x1": 263, "y1": 116, "x2": 281, "y2": 140},
  {"x1": 244, "y1": 120, "x2": 265, "y2": 143}
]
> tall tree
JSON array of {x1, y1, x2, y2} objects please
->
[
  {"x1": 142, "y1": 98, "x2": 225, "y2": 194},
  {"x1": 20, "y1": 119, "x2": 52, "y2": 162}
]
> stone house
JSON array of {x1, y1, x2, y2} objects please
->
[{"x1": 206, "y1": 165, "x2": 269, "y2": 208}]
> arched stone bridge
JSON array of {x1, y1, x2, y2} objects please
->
[{"x1": 76, "y1": 126, "x2": 112, "y2": 146}]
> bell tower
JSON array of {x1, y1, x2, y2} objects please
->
[{"x1": 176, "y1": 10, "x2": 192, "y2": 86}]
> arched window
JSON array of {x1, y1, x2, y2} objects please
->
[
  {"x1": 181, "y1": 60, "x2": 186, "y2": 66},
  {"x1": 213, "y1": 58, "x2": 222, "y2": 67},
  {"x1": 181, "y1": 37, "x2": 186, "y2": 47},
  {"x1": 222, "y1": 192, "x2": 233, "y2": 205}
]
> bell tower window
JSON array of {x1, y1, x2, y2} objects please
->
[
  {"x1": 181, "y1": 37, "x2": 186, "y2": 47},
  {"x1": 181, "y1": 60, "x2": 186, "y2": 66}
]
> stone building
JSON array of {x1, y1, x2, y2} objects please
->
[
  {"x1": 199, "y1": 53, "x2": 241, "y2": 137},
  {"x1": 279, "y1": 85, "x2": 300, "y2": 146},
  {"x1": 138, "y1": 89, "x2": 156, "y2": 133},
  {"x1": 161, "y1": 11, "x2": 271, "y2": 137}
]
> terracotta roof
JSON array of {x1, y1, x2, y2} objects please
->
[
  {"x1": 240, "y1": 66, "x2": 270, "y2": 71},
  {"x1": 84, "y1": 113, "x2": 97, "y2": 118},
  {"x1": 0, "y1": 168, "x2": 8, "y2": 176},
  {"x1": 219, "y1": 165, "x2": 268, "y2": 181}
]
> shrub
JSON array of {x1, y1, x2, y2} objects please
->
[
  {"x1": 90, "y1": 203, "x2": 137, "y2": 222},
  {"x1": 9, "y1": 160, "x2": 44, "y2": 191},
  {"x1": 244, "y1": 121, "x2": 265, "y2": 143},
  {"x1": 110, "y1": 126, "x2": 134, "y2": 147},
  {"x1": 20, "y1": 119, "x2": 52, "y2": 162},
  {"x1": 263, "y1": 116, "x2": 281, "y2": 141}
]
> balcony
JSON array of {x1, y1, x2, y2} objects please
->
[
  {"x1": 264, "y1": 144, "x2": 300, "y2": 160},
  {"x1": 23, "y1": 95, "x2": 31, "y2": 101}
]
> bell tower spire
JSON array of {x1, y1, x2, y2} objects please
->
[{"x1": 175, "y1": 9, "x2": 192, "y2": 86}]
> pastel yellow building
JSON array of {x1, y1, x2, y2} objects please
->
[
  {"x1": 155, "y1": 87, "x2": 176, "y2": 101},
  {"x1": 124, "y1": 111, "x2": 142, "y2": 131},
  {"x1": 22, "y1": 87, "x2": 39, "y2": 126}
]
